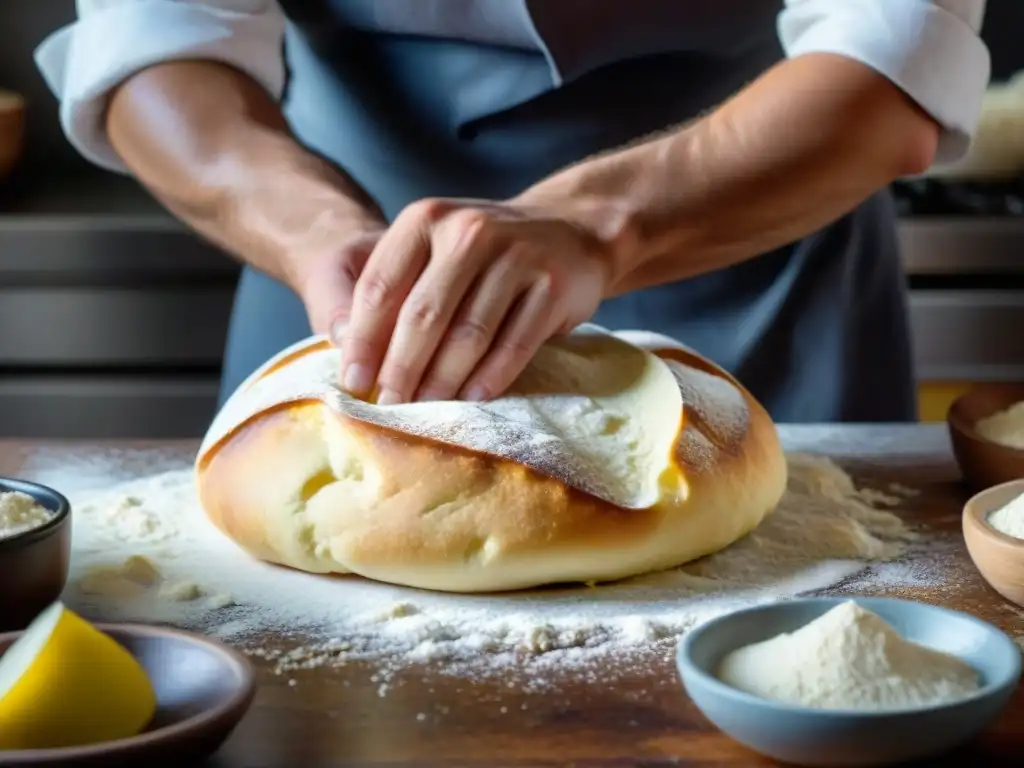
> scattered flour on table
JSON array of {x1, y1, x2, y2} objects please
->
[
  {"x1": 987, "y1": 489, "x2": 1024, "y2": 540},
  {"x1": 62, "y1": 453, "x2": 938, "y2": 685},
  {"x1": 0, "y1": 491, "x2": 55, "y2": 540},
  {"x1": 975, "y1": 400, "x2": 1024, "y2": 450}
]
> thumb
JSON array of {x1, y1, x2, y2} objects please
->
[{"x1": 299, "y1": 232, "x2": 381, "y2": 343}]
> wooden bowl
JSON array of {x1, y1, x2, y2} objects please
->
[
  {"x1": 963, "y1": 479, "x2": 1024, "y2": 607},
  {"x1": 947, "y1": 383, "x2": 1024, "y2": 491},
  {"x1": 0, "y1": 89, "x2": 26, "y2": 183}
]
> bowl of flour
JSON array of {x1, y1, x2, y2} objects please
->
[
  {"x1": 0, "y1": 477, "x2": 71, "y2": 632},
  {"x1": 963, "y1": 478, "x2": 1024, "y2": 608},
  {"x1": 677, "y1": 597, "x2": 1020, "y2": 767},
  {"x1": 947, "y1": 384, "x2": 1024, "y2": 491}
]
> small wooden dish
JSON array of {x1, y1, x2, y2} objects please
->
[
  {"x1": 947, "y1": 384, "x2": 1024, "y2": 491},
  {"x1": 963, "y1": 479, "x2": 1024, "y2": 607},
  {"x1": 0, "y1": 89, "x2": 26, "y2": 183}
]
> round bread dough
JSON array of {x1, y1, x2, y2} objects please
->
[{"x1": 195, "y1": 325, "x2": 786, "y2": 592}]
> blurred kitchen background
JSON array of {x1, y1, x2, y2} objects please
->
[{"x1": 2, "y1": 2, "x2": 1024, "y2": 438}]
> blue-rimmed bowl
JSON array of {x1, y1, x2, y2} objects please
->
[
  {"x1": 0, "y1": 477, "x2": 71, "y2": 632},
  {"x1": 676, "y1": 596, "x2": 1021, "y2": 766}
]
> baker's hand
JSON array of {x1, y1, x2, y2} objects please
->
[
  {"x1": 294, "y1": 228, "x2": 386, "y2": 340},
  {"x1": 337, "y1": 198, "x2": 614, "y2": 404}
]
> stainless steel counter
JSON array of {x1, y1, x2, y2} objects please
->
[{"x1": 2, "y1": 177, "x2": 1023, "y2": 437}]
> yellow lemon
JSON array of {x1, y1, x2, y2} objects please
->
[{"x1": 0, "y1": 602, "x2": 157, "y2": 750}]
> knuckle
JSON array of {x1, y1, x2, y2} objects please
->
[
  {"x1": 448, "y1": 318, "x2": 493, "y2": 349},
  {"x1": 535, "y1": 270, "x2": 568, "y2": 302},
  {"x1": 329, "y1": 306, "x2": 352, "y2": 326},
  {"x1": 498, "y1": 242, "x2": 534, "y2": 268},
  {"x1": 335, "y1": 253, "x2": 362, "y2": 283},
  {"x1": 356, "y1": 272, "x2": 394, "y2": 311},
  {"x1": 405, "y1": 197, "x2": 449, "y2": 223},
  {"x1": 402, "y1": 298, "x2": 445, "y2": 331},
  {"x1": 495, "y1": 336, "x2": 535, "y2": 363},
  {"x1": 448, "y1": 210, "x2": 492, "y2": 242}
]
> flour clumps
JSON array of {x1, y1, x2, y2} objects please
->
[
  {"x1": 79, "y1": 554, "x2": 230, "y2": 607},
  {"x1": 975, "y1": 401, "x2": 1024, "y2": 450},
  {"x1": 987, "y1": 490, "x2": 1024, "y2": 540},
  {"x1": 0, "y1": 491, "x2": 55, "y2": 540},
  {"x1": 717, "y1": 601, "x2": 980, "y2": 711},
  {"x1": 79, "y1": 555, "x2": 162, "y2": 598}
]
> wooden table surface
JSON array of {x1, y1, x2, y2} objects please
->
[{"x1": 2, "y1": 424, "x2": 1022, "y2": 767}]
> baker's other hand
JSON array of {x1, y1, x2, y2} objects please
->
[
  {"x1": 337, "y1": 198, "x2": 615, "y2": 405},
  {"x1": 294, "y1": 228, "x2": 386, "y2": 342}
]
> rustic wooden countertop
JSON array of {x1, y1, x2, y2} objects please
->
[{"x1": 1, "y1": 424, "x2": 1022, "y2": 767}]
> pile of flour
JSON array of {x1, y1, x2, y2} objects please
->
[
  {"x1": 0, "y1": 491, "x2": 55, "y2": 540},
  {"x1": 60, "y1": 452, "x2": 931, "y2": 681},
  {"x1": 987, "y1": 489, "x2": 1024, "y2": 539},
  {"x1": 717, "y1": 601, "x2": 980, "y2": 710},
  {"x1": 976, "y1": 400, "x2": 1024, "y2": 449}
]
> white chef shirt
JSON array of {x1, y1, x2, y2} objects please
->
[{"x1": 34, "y1": 0, "x2": 990, "y2": 174}]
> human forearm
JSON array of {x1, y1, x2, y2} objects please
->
[
  {"x1": 515, "y1": 54, "x2": 940, "y2": 294},
  {"x1": 106, "y1": 60, "x2": 383, "y2": 288}
]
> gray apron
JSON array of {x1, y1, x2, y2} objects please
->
[{"x1": 221, "y1": 0, "x2": 916, "y2": 423}]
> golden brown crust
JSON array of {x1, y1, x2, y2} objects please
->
[
  {"x1": 201, "y1": 405, "x2": 667, "y2": 566},
  {"x1": 197, "y1": 333, "x2": 786, "y2": 592}
]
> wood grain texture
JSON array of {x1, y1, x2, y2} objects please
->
[{"x1": 2, "y1": 425, "x2": 1022, "y2": 767}]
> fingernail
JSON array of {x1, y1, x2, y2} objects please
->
[
  {"x1": 343, "y1": 364, "x2": 374, "y2": 395},
  {"x1": 376, "y1": 388, "x2": 403, "y2": 405},
  {"x1": 464, "y1": 386, "x2": 489, "y2": 402},
  {"x1": 330, "y1": 320, "x2": 346, "y2": 347}
]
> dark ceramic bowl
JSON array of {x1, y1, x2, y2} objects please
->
[
  {"x1": 0, "y1": 478, "x2": 71, "y2": 632},
  {"x1": 948, "y1": 384, "x2": 1024, "y2": 492},
  {"x1": 0, "y1": 623, "x2": 257, "y2": 766}
]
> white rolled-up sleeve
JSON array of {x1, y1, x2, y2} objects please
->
[
  {"x1": 34, "y1": 0, "x2": 287, "y2": 173},
  {"x1": 778, "y1": 0, "x2": 991, "y2": 166}
]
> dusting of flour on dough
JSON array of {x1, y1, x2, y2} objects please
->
[
  {"x1": 718, "y1": 601, "x2": 979, "y2": 710},
  {"x1": 200, "y1": 327, "x2": 688, "y2": 509},
  {"x1": 55, "y1": 451, "x2": 942, "y2": 686}
]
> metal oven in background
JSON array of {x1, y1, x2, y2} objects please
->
[
  {"x1": 896, "y1": 182, "x2": 1024, "y2": 421},
  {"x1": 0, "y1": 178, "x2": 239, "y2": 439}
]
